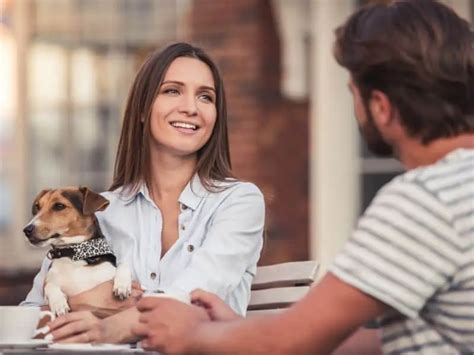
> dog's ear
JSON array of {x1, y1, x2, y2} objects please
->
[
  {"x1": 79, "y1": 186, "x2": 110, "y2": 215},
  {"x1": 32, "y1": 189, "x2": 51, "y2": 215}
]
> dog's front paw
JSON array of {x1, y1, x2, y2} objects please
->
[
  {"x1": 48, "y1": 294, "x2": 70, "y2": 316},
  {"x1": 113, "y1": 266, "x2": 132, "y2": 300},
  {"x1": 113, "y1": 279, "x2": 131, "y2": 300}
]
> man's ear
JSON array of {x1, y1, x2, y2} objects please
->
[
  {"x1": 80, "y1": 186, "x2": 110, "y2": 215},
  {"x1": 369, "y1": 89, "x2": 393, "y2": 126},
  {"x1": 32, "y1": 189, "x2": 51, "y2": 215}
]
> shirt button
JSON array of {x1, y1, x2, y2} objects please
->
[
  {"x1": 180, "y1": 224, "x2": 186, "y2": 231},
  {"x1": 187, "y1": 244, "x2": 194, "y2": 252},
  {"x1": 150, "y1": 272, "x2": 157, "y2": 280},
  {"x1": 181, "y1": 204, "x2": 188, "y2": 210}
]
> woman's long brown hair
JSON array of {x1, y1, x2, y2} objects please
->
[{"x1": 110, "y1": 43, "x2": 234, "y2": 193}]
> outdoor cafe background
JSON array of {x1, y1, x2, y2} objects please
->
[{"x1": 0, "y1": 0, "x2": 471, "y2": 305}]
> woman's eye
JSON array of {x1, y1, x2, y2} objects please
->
[
  {"x1": 199, "y1": 94, "x2": 214, "y2": 103},
  {"x1": 52, "y1": 203, "x2": 66, "y2": 211},
  {"x1": 163, "y1": 88, "x2": 179, "y2": 95}
]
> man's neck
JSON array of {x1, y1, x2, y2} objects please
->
[{"x1": 396, "y1": 133, "x2": 474, "y2": 170}]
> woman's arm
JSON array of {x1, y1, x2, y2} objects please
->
[
  {"x1": 68, "y1": 280, "x2": 142, "y2": 318},
  {"x1": 46, "y1": 280, "x2": 143, "y2": 343},
  {"x1": 47, "y1": 306, "x2": 141, "y2": 344},
  {"x1": 20, "y1": 257, "x2": 51, "y2": 306}
]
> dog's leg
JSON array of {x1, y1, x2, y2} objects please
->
[
  {"x1": 113, "y1": 263, "x2": 132, "y2": 300},
  {"x1": 44, "y1": 263, "x2": 70, "y2": 316},
  {"x1": 44, "y1": 282, "x2": 70, "y2": 316}
]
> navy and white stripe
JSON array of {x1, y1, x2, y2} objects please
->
[{"x1": 331, "y1": 148, "x2": 474, "y2": 354}]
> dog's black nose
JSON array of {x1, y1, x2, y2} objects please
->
[{"x1": 23, "y1": 224, "x2": 35, "y2": 238}]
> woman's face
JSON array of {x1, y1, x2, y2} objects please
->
[{"x1": 148, "y1": 57, "x2": 217, "y2": 158}]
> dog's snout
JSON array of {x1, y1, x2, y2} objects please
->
[{"x1": 23, "y1": 224, "x2": 35, "y2": 238}]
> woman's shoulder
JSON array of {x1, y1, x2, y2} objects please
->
[
  {"x1": 206, "y1": 180, "x2": 265, "y2": 209},
  {"x1": 99, "y1": 186, "x2": 137, "y2": 208},
  {"x1": 213, "y1": 179, "x2": 263, "y2": 197}
]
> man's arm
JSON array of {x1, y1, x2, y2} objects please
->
[
  {"x1": 191, "y1": 273, "x2": 387, "y2": 354},
  {"x1": 136, "y1": 273, "x2": 388, "y2": 354}
]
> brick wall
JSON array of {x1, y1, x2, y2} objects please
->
[{"x1": 188, "y1": 0, "x2": 310, "y2": 264}]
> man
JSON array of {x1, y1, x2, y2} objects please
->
[{"x1": 132, "y1": 0, "x2": 474, "y2": 353}]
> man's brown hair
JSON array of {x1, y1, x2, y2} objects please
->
[
  {"x1": 110, "y1": 42, "x2": 234, "y2": 193},
  {"x1": 334, "y1": 0, "x2": 474, "y2": 143}
]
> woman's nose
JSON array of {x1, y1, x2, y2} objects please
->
[{"x1": 178, "y1": 95, "x2": 198, "y2": 116}]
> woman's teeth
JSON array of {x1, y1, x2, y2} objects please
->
[{"x1": 171, "y1": 122, "x2": 197, "y2": 130}]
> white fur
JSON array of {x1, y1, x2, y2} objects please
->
[
  {"x1": 44, "y1": 282, "x2": 69, "y2": 316},
  {"x1": 54, "y1": 235, "x2": 88, "y2": 245},
  {"x1": 45, "y1": 257, "x2": 123, "y2": 316},
  {"x1": 113, "y1": 263, "x2": 132, "y2": 299}
]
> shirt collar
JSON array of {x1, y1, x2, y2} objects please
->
[
  {"x1": 178, "y1": 174, "x2": 208, "y2": 211},
  {"x1": 121, "y1": 174, "x2": 208, "y2": 210},
  {"x1": 440, "y1": 148, "x2": 474, "y2": 163}
]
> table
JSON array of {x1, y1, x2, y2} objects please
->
[
  {"x1": 1, "y1": 351, "x2": 156, "y2": 355},
  {"x1": 0, "y1": 344, "x2": 159, "y2": 354}
]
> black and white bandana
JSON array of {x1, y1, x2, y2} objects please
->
[{"x1": 48, "y1": 237, "x2": 115, "y2": 264}]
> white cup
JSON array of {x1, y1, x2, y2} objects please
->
[
  {"x1": 0, "y1": 306, "x2": 54, "y2": 343},
  {"x1": 142, "y1": 291, "x2": 191, "y2": 304}
]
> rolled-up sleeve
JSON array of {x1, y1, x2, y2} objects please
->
[
  {"x1": 162, "y1": 183, "x2": 265, "y2": 313},
  {"x1": 20, "y1": 257, "x2": 51, "y2": 306}
]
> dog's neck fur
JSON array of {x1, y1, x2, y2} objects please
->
[{"x1": 48, "y1": 217, "x2": 116, "y2": 267}]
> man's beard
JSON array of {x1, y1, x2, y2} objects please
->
[{"x1": 359, "y1": 105, "x2": 393, "y2": 157}]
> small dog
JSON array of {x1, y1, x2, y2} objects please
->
[{"x1": 23, "y1": 186, "x2": 132, "y2": 316}]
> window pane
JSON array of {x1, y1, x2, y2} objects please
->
[
  {"x1": 0, "y1": 19, "x2": 16, "y2": 235},
  {"x1": 361, "y1": 172, "x2": 401, "y2": 213},
  {"x1": 28, "y1": 43, "x2": 68, "y2": 108},
  {"x1": 71, "y1": 48, "x2": 98, "y2": 105},
  {"x1": 28, "y1": 110, "x2": 64, "y2": 199}
]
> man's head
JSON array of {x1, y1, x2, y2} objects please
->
[{"x1": 334, "y1": 0, "x2": 474, "y2": 156}]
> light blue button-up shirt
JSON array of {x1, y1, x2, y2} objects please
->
[{"x1": 21, "y1": 176, "x2": 265, "y2": 315}]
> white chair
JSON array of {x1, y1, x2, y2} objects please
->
[
  {"x1": 247, "y1": 260, "x2": 319, "y2": 316},
  {"x1": 247, "y1": 260, "x2": 382, "y2": 354}
]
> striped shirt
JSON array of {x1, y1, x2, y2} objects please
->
[{"x1": 330, "y1": 148, "x2": 474, "y2": 354}]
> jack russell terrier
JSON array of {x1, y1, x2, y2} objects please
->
[{"x1": 23, "y1": 186, "x2": 132, "y2": 316}]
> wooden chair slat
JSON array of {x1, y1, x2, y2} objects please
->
[
  {"x1": 246, "y1": 309, "x2": 284, "y2": 317},
  {"x1": 251, "y1": 261, "x2": 319, "y2": 290},
  {"x1": 248, "y1": 286, "x2": 311, "y2": 310}
]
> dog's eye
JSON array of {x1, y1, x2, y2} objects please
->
[
  {"x1": 52, "y1": 203, "x2": 66, "y2": 211},
  {"x1": 32, "y1": 203, "x2": 40, "y2": 215}
]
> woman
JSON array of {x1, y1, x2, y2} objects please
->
[{"x1": 22, "y1": 43, "x2": 265, "y2": 343}]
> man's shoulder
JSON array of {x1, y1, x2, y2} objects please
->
[{"x1": 385, "y1": 148, "x2": 474, "y2": 193}]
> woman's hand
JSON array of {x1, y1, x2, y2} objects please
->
[
  {"x1": 46, "y1": 311, "x2": 105, "y2": 343},
  {"x1": 191, "y1": 289, "x2": 241, "y2": 321},
  {"x1": 68, "y1": 280, "x2": 143, "y2": 318}
]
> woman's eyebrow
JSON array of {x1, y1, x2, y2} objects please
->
[{"x1": 161, "y1": 80, "x2": 215, "y2": 92}]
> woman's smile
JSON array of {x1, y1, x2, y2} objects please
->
[{"x1": 169, "y1": 121, "x2": 200, "y2": 134}]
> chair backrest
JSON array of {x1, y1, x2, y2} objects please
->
[{"x1": 247, "y1": 260, "x2": 319, "y2": 316}]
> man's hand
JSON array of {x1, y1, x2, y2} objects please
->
[
  {"x1": 132, "y1": 297, "x2": 211, "y2": 353},
  {"x1": 191, "y1": 289, "x2": 241, "y2": 321},
  {"x1": 68, "y1": 280, "x2": 143, "y2": 318}
]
